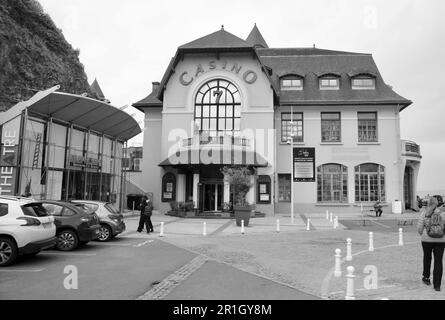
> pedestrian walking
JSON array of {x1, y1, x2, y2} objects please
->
[
  {"x1": 417, "y1": 197, "x2": 445, "y2": 291},
  {"x1": 137, "y1": 196, "x2": 154, "y2": 233}
]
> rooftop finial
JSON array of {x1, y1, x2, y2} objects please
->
[
  {"x1": 313, "y1": 44, "x2": 316, "y2": 48},
  {"x1": 221, "y1": 24, "x2": 224, "y2": 30}
]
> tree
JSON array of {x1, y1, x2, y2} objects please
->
[{"x1": 221, "y1": 166, "x2": 253, "y2": 207}]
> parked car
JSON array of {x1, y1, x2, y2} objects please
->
[
  {"x1": 419, "y1": 195, "x2": 444, "y2": 208},
  {"x1": 0, "y1": 196, "x2": 57, "y2": 267},
  {"x1": 30, "y1": 200, "x2": 101, "y2": 251},
  {"x1": 71, "y1": 200, "x2": 126, "y2": 242}
]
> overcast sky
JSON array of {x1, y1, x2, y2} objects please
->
[{"x1": 38, "y1": 0, "x2": 445, "y2": 193}]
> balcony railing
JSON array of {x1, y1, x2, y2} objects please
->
[
  {"x1": 402, "y1": 140, "x2": 421, "y2": 158},
  {"x1": 182, "y1": 132, "x2": 250, "y2": 148}
]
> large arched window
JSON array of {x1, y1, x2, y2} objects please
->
[
  {"x1": 194, "y1": 79, "x2": 241, "y2": 137},
  {"x1": 355, "y1": 163, "x2": 385, "y2": 202},
  {"x1": 317, "y1": 164, "x2": 348, "y2": 202}
]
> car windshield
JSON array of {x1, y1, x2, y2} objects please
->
[
  {"x1": 21, "y1": 203, "x2": 50, "y2": 217},
  {"x1": 105, "y1": 203, "x2": 120, "y2": 214}
]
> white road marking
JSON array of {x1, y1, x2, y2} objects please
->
[
  {"x1": 41, "y1": 252, "x2": 97, "y2": 257},
  {"x1": 91, "y1": 242, "x2": 133, "y2": 247},
  {"x1": 0, "y1": 268, "x2": 45, "y2": 273},
  {"x1": 134, "y1": 240, "x2": 154, "y2": 248}
]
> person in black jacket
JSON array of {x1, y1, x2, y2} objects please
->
[{"x1": 137, "y1": 196, "x2": 154, "y2": 233}]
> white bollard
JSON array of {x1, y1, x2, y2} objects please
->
[
  {"x1": 346, "y1": 238, "x2": 353, "y2": 261},
  {"x1": 345, "y1": 266, "x2": 356, "y2": 300},
  {"x1": 326, "y1": 210, "x2": 329, "y2": 220},
  {"x1": 369, "y1": 232, "x2": 374, "y2": 252},
  {"x1": 159, "y1": 222, "x2": 165, "y2": 237},
  {"x1": 276, "y1": 219, "x2": 280, "y2": 233},
  {"x1": 334, "y1": 248, "x2": 342, "y2": 277},
  {"x1": 241, "y1": 220, "x2": 245, "y2": 234},
  {"x1": 398, "y1": 228, "x2": 404, "y2": 246},
  {"x1": 333, "y1": 216, "x2": 339, "y2": 229},
  {"x1": 330, "y1": 212, "x2": 333, "y2": 223},
  {"x1": 203, "y1": 222, "x2": 207, "y2": 236},
  {"x1": 306, "y1": 218, "x2": 311, "y2": 231}
]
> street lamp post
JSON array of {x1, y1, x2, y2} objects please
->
[{"x1": 287, "y1": 106, "x2": 295, "y2": 225}]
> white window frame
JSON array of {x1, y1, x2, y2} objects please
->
[
  {"x1": 352, "y1": 78, "x2": 376, "y2": 90},
  {"x1": 281, "y1": 78, "x2": 303, "y2": 91},
  {"x1": 319, "y1": 77, "x2": 340, "y2": 90}
]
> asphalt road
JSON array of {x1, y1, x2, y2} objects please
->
[
  {"x1": 0, "y1": 230, "x2": 318, "y2": 300},
  {"x1": 0, "y1": 237, "x2": 195, "y2": 300},
  {"x1": 165, "y1": 260, "x2": 319, "y2": 300}
]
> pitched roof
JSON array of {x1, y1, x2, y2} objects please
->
[
  {"x1": 179, "y1": 27, "x2": 252, "y2": 50},
  {"x1": 134, "y1": 28, "x2": 411, "y2": 109},
  {"x1": 257, "y1": 49, "x2": 411, "y2": 106},
  {"x1": 90, "y1": 78, "x2": 106, "y2": 100},
  {"x1": 246, "y1": 24, "x2": 269, "y2": 48},
  {"x1": 133, "y1": 82, "x2": 163, "y2": 110}
]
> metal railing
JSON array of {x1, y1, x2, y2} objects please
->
[{"x1": 182, "y1": 132, "x2": 250, "y2": 148}]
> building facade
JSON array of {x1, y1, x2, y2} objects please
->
[
  {"x1": 0, "y1": 86, "x2": 141, "y2": 210},
  {"x1": 134, "y1": 25, "x2": 421, "y2": 215}
]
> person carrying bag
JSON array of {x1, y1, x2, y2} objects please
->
[
  {"x1": 137, "y1": 196, "x2": 154, "y2": 233},
  {"x1": 417, "y1": 197, "x2": 445, "y2": 291}
]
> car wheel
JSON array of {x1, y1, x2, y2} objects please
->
[
  {"x1": 97, "y1": 225, "x2": 112, "y2": 242},
  {"x1": 0, "y1": 238, "x2": 18, "y2": 267},
  {"x1": 57, "y1": 230, "x2": 78, "y2": 251}
]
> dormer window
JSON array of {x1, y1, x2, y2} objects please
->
[
  {"x1": 281, "y1": 77, "x2": 303, "y2": 90},
  {"x1": 319, "y1": 77, "x2": 339, "y2": 90},
  {"x1": 352, "y1": 78, "x2": 375, "y2": 90}
]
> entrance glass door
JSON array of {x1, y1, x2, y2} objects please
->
[{"x1": 202, "y1": 184, "x2": 223, "y2": 212}]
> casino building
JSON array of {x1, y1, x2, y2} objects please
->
[{"x1": 133, "y1": 25, "x2": 421, "y2": 215}]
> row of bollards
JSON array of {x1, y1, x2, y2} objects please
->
[
  {"x1": 157, "y1": 220, "x2": 406, "y2": 240},
  {"x1": 326, "y1": 210, "x2": 339, "y2": 229},
  {"x1": 334, "y1": 228, "x2": 405, "y2": 299}
]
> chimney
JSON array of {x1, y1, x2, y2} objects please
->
[{"x1": 152, "y1": 82, "x2": 160, "y2": 92}]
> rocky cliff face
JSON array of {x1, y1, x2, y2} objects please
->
[{"x1": 0, "y1": 0, "x2": 91, "y2": 110}]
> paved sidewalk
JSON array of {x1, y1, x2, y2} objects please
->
[{"x1": 121, "y1": 211, "x2": 436, "y2": 300}]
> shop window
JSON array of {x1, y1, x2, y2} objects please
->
[
  {"x1": 194, "y1": 79, "x2": 241, "y2": 137},
  {"x1": 355, "y1": 163, "x2": 386, "y2": 202},
  {"x1": 257, "y1": 175, "x2": 271, "y2": 204},
  {"x1": 321, "y1": 112, "x2": 341, "y2": 142},
  {"x1": 317, "y1": 164, "x2": 348, "y2": 203},
  {"x1": 281, "y1": 112, "x2": 303, "y2": 143},
  {"x1": 162, "y1": 172, "x2": 176, "y2": 202},
  {"x1": 358, "y1": 112, "x2": 378, "y2": 142},
  {"x1": 278, "y1": 174, "x2": 291, "y2": 202}
]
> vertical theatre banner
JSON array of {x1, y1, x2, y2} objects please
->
[
  {"x1": 293, "y1": 148, "x2": 315, "y2": 182},
  {"x1": 0, "y1": 116, "x2": 21, "y2": 195}
]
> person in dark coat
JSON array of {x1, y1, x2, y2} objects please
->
[{"x1": 137, "y1": 196, "x2": 154, "y2": 233}]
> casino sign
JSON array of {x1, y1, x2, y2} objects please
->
[{"x1": 179, "y1": 60, "x2": 258, "y2": 86}]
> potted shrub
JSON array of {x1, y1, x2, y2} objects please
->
[{"x1": 221, "y1": 166, "x2": 254, "y2": 227}]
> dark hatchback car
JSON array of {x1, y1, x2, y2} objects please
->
[{"x1": 26, "y1": 201, "x2": 101, "y2": 251}]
